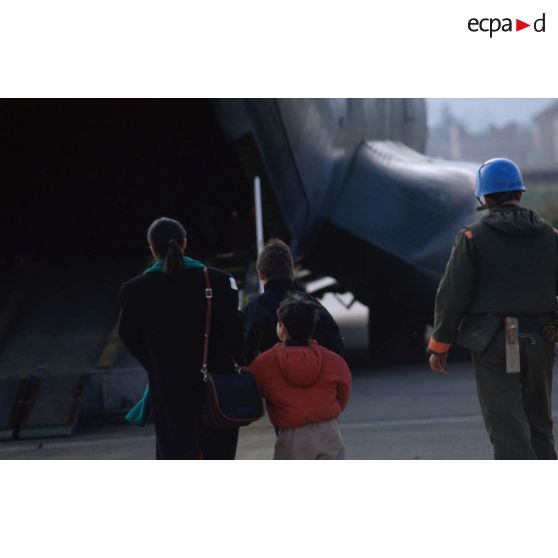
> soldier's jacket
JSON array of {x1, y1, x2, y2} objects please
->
[{"x1": 428, "y1": 205, "x2": 558, "y2": 354}]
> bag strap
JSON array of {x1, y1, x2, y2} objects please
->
[
  {"x1": 200, "y1": 267, "x2": 241, "y2": 379},
  {"x1": 201, "y1": 268, "x2": 213, "y2": 382}
]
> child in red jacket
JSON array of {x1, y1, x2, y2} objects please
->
[{"x1": 250, "y1": 293, "x2": 352, "y2": 459}]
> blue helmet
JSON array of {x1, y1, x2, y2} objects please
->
[{"x1": 475, "y1": 158, "x2": 526, "y2": 197}]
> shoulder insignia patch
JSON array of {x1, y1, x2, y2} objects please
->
[
  {"x1": 229, "y1": 277, "x2": 238, "y2": 290},
  {"x1": 464, "y1": 229, "x2": 473, "y2": 240}
]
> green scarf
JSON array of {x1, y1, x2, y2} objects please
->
[{"x1": 144, "y1": 255, "x2": 205, "y2": 274}]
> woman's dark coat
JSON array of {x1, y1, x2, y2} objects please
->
[{"x1": 119, "y1": 267, "x2": 243, "y2": 459}]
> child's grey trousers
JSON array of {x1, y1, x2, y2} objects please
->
[{"x1": 274, "y1": 418, "x2": 345, "y2": 460}]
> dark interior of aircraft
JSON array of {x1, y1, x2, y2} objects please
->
[
  {"x1": 1, "y1": 99, "x2": 255, "y2": 268},
  {"x1": 0, "y1": 100, "x2": 275, "y2": 431}
]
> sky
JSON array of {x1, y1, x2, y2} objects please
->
[{"x1": 426, "y1": 98, "x2": 556, "y2": 132}]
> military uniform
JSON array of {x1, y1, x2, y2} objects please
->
[{"x1": 428, "y1": 205, "x2": 558, "y2": 459}]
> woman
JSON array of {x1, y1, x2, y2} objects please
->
[{"x1": 119, "y1": 217, "x2": 243, "y2": 459}]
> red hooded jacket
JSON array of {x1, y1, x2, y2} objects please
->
[{"x1": 249, "y1": 340, "x2": 352, "y2": 429}]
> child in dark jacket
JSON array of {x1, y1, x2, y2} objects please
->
[
  {"x1": 250, "y1": 293, "x2": 352, "y2": 459},
  {"x1": 243, "y1": 239, "x2": 344, "y2": 363}
]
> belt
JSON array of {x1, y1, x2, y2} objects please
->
[
  {"x1": 466, "y1": 314, "x2": 554, "y2": 334},
  {"x1": 516, "y1": 319, "x2": 545, "y2": 335},
  {"x1": 499, "y1": 315, "x2": 555, "y2": 335}
]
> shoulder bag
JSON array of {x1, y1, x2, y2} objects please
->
[{"x1": 201, "y1": 268, "x2": 264, "y2": 428}]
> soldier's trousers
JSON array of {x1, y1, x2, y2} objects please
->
[{"x1": 472, "y1": 331, "x2": 556, "y2": 460}]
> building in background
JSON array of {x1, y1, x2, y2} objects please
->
[
  {"x1": 532, "y1": 101, "x2": 558, "y2": 169},
  {"x1": 427, "y1": 100, "x2": 558, "y2": 171}
]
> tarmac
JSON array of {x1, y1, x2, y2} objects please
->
[
  {"x1": 0, "y1": 362, "x2": 497, "y2": 460},
  {"x1": 1, "y1": 294, "x2": 556, "y2": 460}
]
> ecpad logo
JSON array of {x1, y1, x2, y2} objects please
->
[{"x1": 468, "y1": 13, "x2": 546, "y2": 37}]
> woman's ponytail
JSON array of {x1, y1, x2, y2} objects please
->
[
  {"x1": 164, "y1": 238, "x2": 185, "y2": 274},
  {"x1": 147, "y1": 217, "x2": 187, "y2": 274}
]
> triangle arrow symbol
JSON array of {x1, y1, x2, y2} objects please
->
[{"x1": 516, "y1": 19, "x2": 530, "y2": 31}]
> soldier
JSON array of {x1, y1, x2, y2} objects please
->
[{"x1": 428, "y1": 158, "x2": 558, "y2": 459}]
